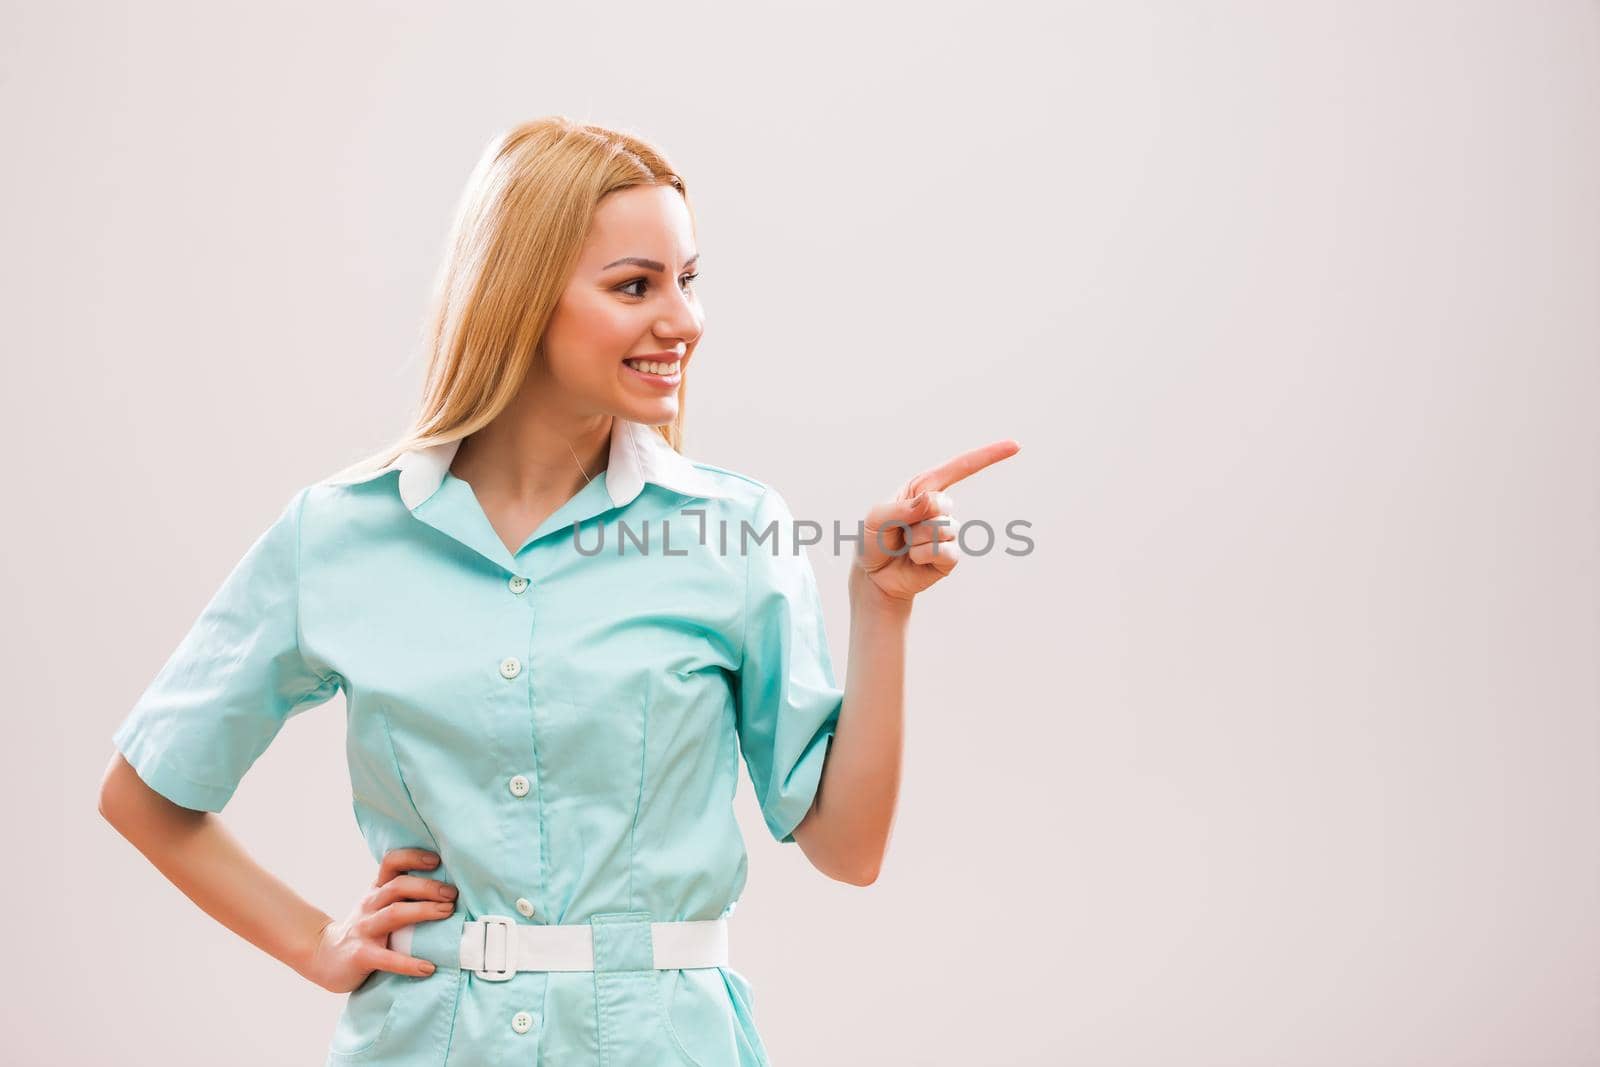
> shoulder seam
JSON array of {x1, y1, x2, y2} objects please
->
[
  {"x1": 688, "y1": 461, "x2": 767, "y2": 492},
  {"x1": 738, "y1": 484, "x2": 774, "y2": 673},
  {"x1": 291, "y1": 487, "x2": 306, "y2": 670},
  {"x1": 290, "y1": 486, "x2": 341, "y2": 690}
]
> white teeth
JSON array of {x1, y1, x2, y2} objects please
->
[{"x1": 626, "y1": 359, "x2": 679, "y2": 375}]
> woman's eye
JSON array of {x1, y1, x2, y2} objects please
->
[{"x1": 619, "y1": 273, "x2": 699, "y2": 298}]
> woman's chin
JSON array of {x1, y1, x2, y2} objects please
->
[{"x1": 613, "y1": 394, "x2": 679, "y2": 426}]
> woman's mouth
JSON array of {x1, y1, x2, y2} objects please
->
[{"x1": 623, "y1": 357, "x2": 682, "y2": 387}]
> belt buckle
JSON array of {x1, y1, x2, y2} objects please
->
[{"x1": 473, "y1": 914, "x2": 517, "y2": 982}]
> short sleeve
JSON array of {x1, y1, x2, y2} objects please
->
[
  {"x1": 111, "y1": 486, "x2": 341, "y2": 813},
  {"x1": 734, "y1": 486, "x2": 845, "y2": 844}
]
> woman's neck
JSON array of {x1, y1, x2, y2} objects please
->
[{"x1": 450, "y1": 406, "x2": 613, "y2": 505}]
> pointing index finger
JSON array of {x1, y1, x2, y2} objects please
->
[{"x1": 908, "y1": 439, "x2": 1021, "y2": 495}]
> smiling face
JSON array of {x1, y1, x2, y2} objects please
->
[{"x1": 537, "y1": 183, "x2": 704, "y2": 425}]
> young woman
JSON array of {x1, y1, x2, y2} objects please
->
[{"x1": 99, "y1": 116, "x2": 1018, "y2": 1066}]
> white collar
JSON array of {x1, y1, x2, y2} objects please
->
[{"x1": 326, "y1": 417, "x2": 730, "y2": 510}]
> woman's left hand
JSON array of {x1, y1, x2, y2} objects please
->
[{"x1": 853, "y1": 439, "x2": 1021, "y2": 606}]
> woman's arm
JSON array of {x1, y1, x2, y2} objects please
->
[
  {"x1": 98, "y1": 753, "x2": 452, "y2": 989},
  {"x1": 792, "y1": 438, "x2": 1020, "y2": 884},
  {"x1": 98, "y1": 753, "x2": 338, "y2": 978},
  {"x1": 791, "y1": 570, "x2": 911, "y2": 885},
  {"x1": 97, "y1": 755, "x2": 340, "y2": 979}
]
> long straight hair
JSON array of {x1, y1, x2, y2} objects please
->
[{"x1": 327, "y1": 117, "x2": 696, "y2": 484}]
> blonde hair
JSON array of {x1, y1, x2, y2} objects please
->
[{"x1": 328, "y1": 116, "x2": 696, "y2": 485}]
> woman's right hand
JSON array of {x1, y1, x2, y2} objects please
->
[{"x1": 303, "y1": 847, "x2": 458, "y2": 993}]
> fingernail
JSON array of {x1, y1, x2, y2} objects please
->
[
  {"x1": 420, "y1": 961, "x2": 435, "y2": 975},
  {"x1": 441, "y1": 885, "x2": 458, "y2": 899}
]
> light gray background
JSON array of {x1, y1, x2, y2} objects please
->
[{"x1": 3, "y1": 1, "x2": 1596, "y2": 1064}]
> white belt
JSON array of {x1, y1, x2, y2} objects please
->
[{"x1": 393, "y1": 915, "x2": 730, "y2": 981}]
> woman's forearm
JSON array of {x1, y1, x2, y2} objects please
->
[
  {"x1": 792, "y1": 568, "x2": 911, "y2": 884},
  {"x1": 98, "y1": 753, "x2": 334, "y2": 982}
]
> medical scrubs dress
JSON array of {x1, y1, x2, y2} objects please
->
[{"x1": 110, "y1": 417, "x2": 846, "y2": 1066}]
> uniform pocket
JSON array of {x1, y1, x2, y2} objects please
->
[
  {"x1": 325, "y1": 911, "x2": 463, "y2": 1063},
  {"x1": 656, "y1": 967, "x2": 754, "y2": 1067},
  {"x1": 327, "y1": 968, "x2": 412, "y2": 1059},
  {"x1": 654, "y1": 970, "x2": 709, "y2": 1067}
]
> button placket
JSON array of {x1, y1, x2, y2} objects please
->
[{"x1": 502, "y1": 569, "x2": 539, "y2": 956}]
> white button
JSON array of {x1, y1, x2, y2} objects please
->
[
  {"x1": 508, "y1": 774, "x2": 530, "y2": 797},
  {"x1": 515, "y1": 897, "x2": 535, "y2": 918},
  {"x1": 499, "y1": 656, "x2": 522, "y2": 679},
  {"x1": 511, "y1": 1010, "x2": 534, "y2": 1034},
  {"x1": 508, "y1": 575, "x2": 529, "y2": 594}
]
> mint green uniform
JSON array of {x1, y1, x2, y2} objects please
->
[{"x1": 111, "y1": 418, "x2": 844, "y2": 1065}]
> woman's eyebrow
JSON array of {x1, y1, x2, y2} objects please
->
[{"x1": 602, "y1": 252, "x2": 700, "y2": 272}]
